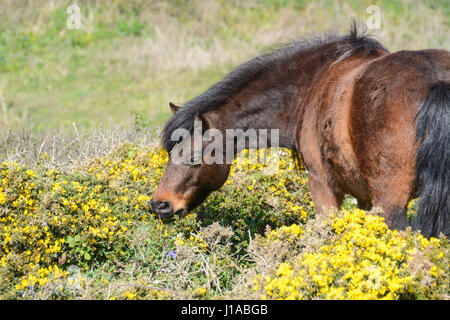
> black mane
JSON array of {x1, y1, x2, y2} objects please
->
[{"x1": 161, "y1": 23, "x2": 388, "y2": 152}]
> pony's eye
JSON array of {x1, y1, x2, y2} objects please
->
[
  {"x1": 189, "y1": 156, "x2": 202, "y2": 167},
  {"x1": 190, "y1": 161, "x2": 201, "y2": 168}
]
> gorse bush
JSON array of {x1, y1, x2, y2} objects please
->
[
  {"x1": 257, "y1": 209, "x2": 448, "y2": 300},
  {"x1": 0, "y1": 143, "x2": 448, "y2": 299},
  {"x1": 196, "y1": 149, "x2": 313, "y2": 250}
]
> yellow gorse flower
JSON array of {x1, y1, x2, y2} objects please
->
[
  {"x1": 0, "y1": 146, "x2": 447, "y2": 299},
  {"x1": 261, "y1": 209, "x2": 446, "y2": 300}
]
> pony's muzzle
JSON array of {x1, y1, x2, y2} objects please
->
[{"x1": 150, "y1": 199, "x2": 174, "y2": 218}]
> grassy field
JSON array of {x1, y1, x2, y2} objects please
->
[
  {"x1": 0, "y1": 0, "x2": 449, "y2": 300},
  {"x1": 0, "y1": 0, "x2": 448, "y2": 132}
]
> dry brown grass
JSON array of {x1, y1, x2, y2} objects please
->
[{"x1": 0, "y1": 124, "x2": 157, "y2": 169}]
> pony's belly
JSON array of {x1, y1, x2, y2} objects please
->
[
  {"x1": 326, "y1": 146, "x2": 371, "y2": 201},
  {"x1": 319, "y1": 62, "x2": 374, "y2": 202},
  {"x1": 321, "y1": 132, "x2": 371, "y2": 202}
]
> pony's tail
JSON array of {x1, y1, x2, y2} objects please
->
[{"x1": 413, "y1": 81, "x2": 450, "y2": 238}]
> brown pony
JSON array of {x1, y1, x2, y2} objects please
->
[{"x1": 151, "y1": 24, "x2": 449, "y2": 238}]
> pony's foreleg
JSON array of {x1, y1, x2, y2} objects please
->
[
  {"x1": 308, "y1": 172, "x2": 344, "y2": 215},
  {"x1": 357, "y1": 199, "x2": 372, "y2": 210}
]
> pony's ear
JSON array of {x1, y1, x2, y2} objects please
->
[
  {"x1": 169, "y1": 102, "x2": 181, "y2": 114},
  {"x1": 194, "y1": 111, "x2": 214, "y2": 131}
]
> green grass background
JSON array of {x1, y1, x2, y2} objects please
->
[{"x1": 0, "y1": 0, "x2": 448, "y2": 132}]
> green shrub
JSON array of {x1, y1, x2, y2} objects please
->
[{"x1": 1, "y1": 143, "x2": 447, "y2": 300}]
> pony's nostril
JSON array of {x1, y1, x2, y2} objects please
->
[
  {"x1": 151, "y1": 200, "x2": 173, "y2": 217},
  {"x1": 158, "y1": 202, "x2": 170, "y2": 210}
]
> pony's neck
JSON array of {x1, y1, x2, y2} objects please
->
[{"x1": 206, "y1": 43, "x2": 339, "y2": 152}]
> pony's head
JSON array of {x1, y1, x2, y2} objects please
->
[{"x1": 151, "y1": 103, "x2": 230, "y2": 218}]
